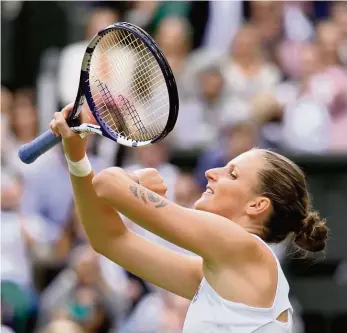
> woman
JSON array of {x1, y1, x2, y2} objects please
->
[
  {"x1": 223, "y1": 24, "x2": 281, "y2": 101},
  {"x1": 50, "y1": 104, "x2": 328, "y2": 333}
]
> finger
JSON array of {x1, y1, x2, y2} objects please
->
[
  {"x1": 152, "y1": 184, "x2": 167, "y2": 195},
  {"x1": 49, "y1": 119, "x2": 61, "y2": 137},
  {"x1": 61, "y1": 103, "x2": 75, "y2": 119},
  {"x1": 54, "y1": 112, "x2": 74, "y2": 137},
  {"x1": 149, "y1": 175, "x2": 164, "y2": 184},
  {"x1": 49, "y1": 119, "x2": 60, "y2": 137},
  {"x1": 145, "y1": 168, "x2": 159, "y2": 175},
  {"x1": 61, "y1": 103, "x2": 92, "y2": 127},
  {"x1": 49, "y1": 119, "x2": 55, "y2": 132}
]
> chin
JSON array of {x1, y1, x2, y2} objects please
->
[{"x1": 194, "y1": 195, "x2": 213, "y2": 212}]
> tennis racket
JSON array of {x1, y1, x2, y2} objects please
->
[{"x1": 18, "y1": 22, "x2": 179, "y2": 164}]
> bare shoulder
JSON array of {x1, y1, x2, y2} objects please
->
[
  {"x1": 244, "y1": 236, "x2": 279, "y2": 303},
  {"x1": 251, "y1": 237, "x2": 280, "y2": 306},
  {"x1": 210, "y1": 232, "x2": 277, "y2": 273},
  {"x1": 204, "y1": 235, "x2": 279, "y2": 307},
  {"x1": 250, "y1": 235, "x2": 279, "y2": 264}
]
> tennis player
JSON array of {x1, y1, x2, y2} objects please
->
[{"x1": 50, "y1": 104, "x2": 328, "y2": 333}]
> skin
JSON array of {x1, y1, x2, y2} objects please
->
[{"x1": 50, "y1": 104, "x2": 288, "y2": 321}]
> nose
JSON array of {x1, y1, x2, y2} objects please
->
[{"x1": 205, "y1": 167, "x2": 219, "y2": 182}]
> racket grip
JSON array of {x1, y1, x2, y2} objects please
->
[{"x1": 18, "y1": 130, "x2": 62, "y2": 164}]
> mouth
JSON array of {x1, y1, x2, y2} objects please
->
[{"x1": 203, "y1": 186, "x2": 214, "y2": 195}]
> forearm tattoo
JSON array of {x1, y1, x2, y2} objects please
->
[
  {"x1": 147, "y1": 191, "x2": 160, "y2": 203},
  {"x1": 129, "y1": 184, "x2": 138, "y2": 198},
  {"x1": 139, "y1": 189, "x2": 147, "y2": 204},
  {"x1": 129, "y1": 184, "x2": 168, "y2": 208}
]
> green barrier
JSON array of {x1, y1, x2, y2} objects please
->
[
  {"x1": 286, "y1": 155, "x2": 347, "y2": 319},
  {"x1": 288, "y1": 154, "x2": 347, "y2": 261}
]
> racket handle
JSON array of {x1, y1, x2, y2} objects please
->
[{"x1": 18, "y1": 130, "x2": 62, "y2": 164}]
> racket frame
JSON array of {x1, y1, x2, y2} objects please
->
[
  {"x1": 70, "y1": 22, "x2": 179, "y2": 148},
  {"x1": 18, "y1": 22, "x2": 179, "y2": 164}
]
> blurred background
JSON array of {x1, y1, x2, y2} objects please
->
[{"x1": 1, "y1": 1, "x2": 347, "y2": 333}]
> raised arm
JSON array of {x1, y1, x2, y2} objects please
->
[
  {"x1": 50, "y1": 105, "x2": 203, "y2": 300},
  {"x1": 92, "y1": 167, "x2": 257, "y2": 265}
]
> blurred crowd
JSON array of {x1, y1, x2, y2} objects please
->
[{"x1": 1, "y1": 1, "x2": 347, "y2": 333}]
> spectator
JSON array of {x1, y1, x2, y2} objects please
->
[
  {"x1": 223, "y1": 24, "x2": 281, "y2": 102},
  {"x1": 195, "y1": 119, "x2": 259, "y2": 190},
  {"x1": 1, "y1": 168, "x2": 38, "y2": 333},
  {"x1": 124, "y1": 1, "x2": 160, "y2": 29},
  {"x1": 9, "y1": 92, "x2": 38, "y2": 145},
  {"x1": 198, "y1": 1, "x2": 243, "y2": 53},
  {"x1": 119, "y1": 290, "x2": 190, "y2": 333},
  {"x1": 1, "y1": 87, "x2": 16, "y2": 164},
  {"x1": 58, "y1": 7, "x2": 120, "y2": 107},
  {"x1": 174, "y1": 172, "x2": 201, "y2": 209},
  {"x1": 331, "y1": 2, "x2": 347, "y2": 65},
  {"x1": 171, "y1": 66, "x2": 235, "y2": 152},
  {"x1": 145, "y1": 1, "x2": 191, "y2": 37},
  {"x1": 247, "y1": 0, "x2": 285, "y2": 62},
  {"x1": 4, "y1": 92, "x2": 39, "y2": 172},
  {"x1": 38, "y1": 245, "x2": 130, "y2": 332},
  {"x1": 154, "y1": 16, "x2": 192, "y2": 98},
  {"x1": 276, "y1": 2, "x2": 315, "y2": 80},
  {"x1": 276, "y1": 42, "x2": 347, "y2": 152},
  {"x1": 19, "y1": 144, "x2": 105, "y2": 290},
  {"x1": 51, "y1": 286, "x2": 109, "y2": 333},
  {"x1": 1, "y1": 86, "x2": 14, "y2": 118},
  {"x1": 316, "y1": 20, "x2": 344, "y2": 67}
]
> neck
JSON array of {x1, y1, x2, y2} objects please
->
[
  {"x1": 244, "y1": 225, "x2": 264, "y2": 238},
  {"x1": 232, "y1": 215, "x2": 264, "y2": 237}
]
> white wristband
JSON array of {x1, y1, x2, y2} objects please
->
[{"x1": 65, "y1": 154, "x2": 92, "y2": 177}]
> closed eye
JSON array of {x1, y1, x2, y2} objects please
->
[
  {"x1": 226, "y1": 163, "x2": 238, "y2": 179},
  {"x1": 229, "y1": 172, "x2": 237, "y2": 179}
]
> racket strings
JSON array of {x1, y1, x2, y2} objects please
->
[
  {"x1": 96, "y1": 80, "x2": 148, "y2": 138},
  {"x1": 89, "y1": 28, "x2": 170, "y2": 142},
  {"x1": 91, "y1": 35, "x2": 156, "y2": 139},
  {"x1": 96, "y1": 80, "x2": 129, "y2": 136},
  {"x1": 95, "y1": 38, "x2": 167, "y2": 99},
  {"x1": 99, "y1": 30, "x2": 168, "y2": 139},
  {"x1": 101, "y1": 31, "x2": 168, "y2": 129}
]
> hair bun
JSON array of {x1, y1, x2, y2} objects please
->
[{"x1": 294, "y1": 211, "x2": 328, "y2": 252}]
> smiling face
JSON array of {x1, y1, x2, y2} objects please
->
[
  {"x1": 194, "y1": 149, "x2": 326, "y2": 249},
  {"x1": 194, "y1": 149, "x2": 270, "y2": 224}
]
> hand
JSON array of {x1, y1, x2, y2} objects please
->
[
  {"x1": 131, "y1": 168, "x2": 168, "y2": 198},
  {"x1": 49, "y1": 103, "x2": 91, "y2": 161}
]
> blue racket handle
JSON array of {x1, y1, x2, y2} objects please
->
[{"x1": 18, "y1": 130, "x2": 62, "y2": 164}]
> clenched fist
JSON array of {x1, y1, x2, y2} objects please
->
[{"x1": 132, "y1": 168, "x2": 168, "y2": 198}]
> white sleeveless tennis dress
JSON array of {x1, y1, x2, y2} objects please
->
[{"x1": 182, "y1": 235, "x2": 293, "y2": 333}]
